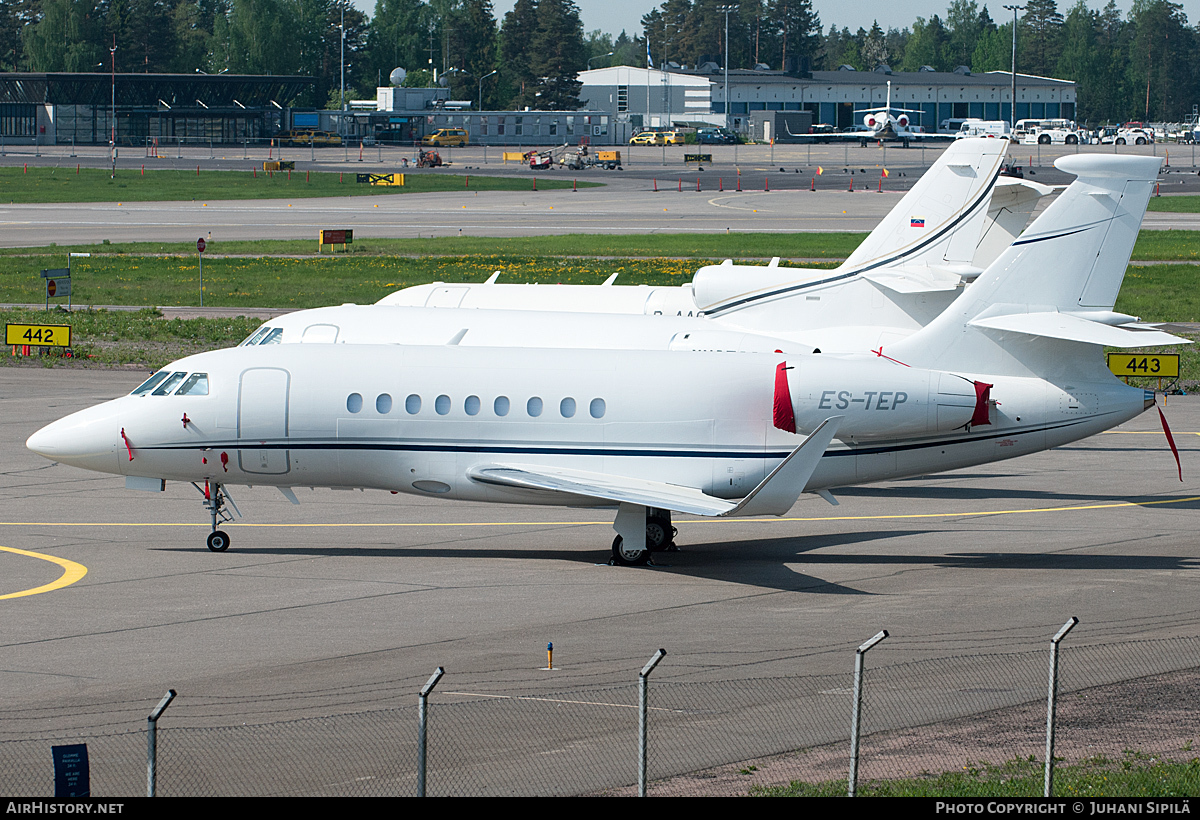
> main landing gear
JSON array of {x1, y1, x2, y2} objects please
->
[
  {"x1": 193, "y1": 480, "x2": 240, "y2": 552},
  {"x1": 610, "y1": 505, "x2": 677, "y2": 566}
]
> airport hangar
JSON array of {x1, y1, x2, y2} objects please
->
[{"x1": 577, "y1": 64, "x2": 1077, "y2": 143}]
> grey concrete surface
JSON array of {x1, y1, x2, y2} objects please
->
[
  {"x1": 1, "y1": 141, "x2": 1195, "y2": 247},
  {"x1": 1, "y1": 368, "x2": 1197, "y2": 735}
]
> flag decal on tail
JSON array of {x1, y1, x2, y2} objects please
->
[{"x1": 910, "y1": 217, "x2": 925, "y2": 228}]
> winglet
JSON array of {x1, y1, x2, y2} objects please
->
[{"x1": 722, "y1": 416, "x2": 842, "y2": 517}]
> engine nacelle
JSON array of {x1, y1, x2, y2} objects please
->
[
  {"x1": 774, "y1": 357, "x2": 985, "y2": 442},
  {"x1": 865, "y1": 115, "x2": 878, "y2": 128},
  {"x1": 897, "y1": 115, "x2": 909, "y2": 128}
]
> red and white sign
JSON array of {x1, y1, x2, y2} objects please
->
[{"x1": 197, "y1": 238, "x2": 206, "y2": 253}]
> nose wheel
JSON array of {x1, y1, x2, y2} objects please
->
[{"x1": 194, "y1": 480, "x2": 240, "y2": 552}]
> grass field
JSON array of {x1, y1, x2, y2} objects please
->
[
  {"x1": 754, "y1": 754, "x2": 1200, "y2": 797},
  {"x1": 0, "y1": 166, "x2": 594, "y2": 202},
  {"x1": 2, "y1": 229, "x2": 1195, "y2": 262},
  {"x1": 1148, "y1": 195, "x2": 1200, "y2": 213}
]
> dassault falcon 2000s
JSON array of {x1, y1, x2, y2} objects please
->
[
  {"x1": 252, "y1": 138, "x2": 1049, "y2": 356},
  {"x1": 26, "y1": 155, "x2": 1184, "y2": 566}
]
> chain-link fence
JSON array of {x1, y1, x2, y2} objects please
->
[{"x1": 3, "y1": 634, "x2": 1198, "y2": 797}]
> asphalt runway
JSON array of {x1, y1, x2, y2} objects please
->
[
  {"x1": 2, "y1": 368, "x2": 1198, "y2": 740},
  {"x1": 1, "y1": 141, "x2": 1195, "y2": 246}
]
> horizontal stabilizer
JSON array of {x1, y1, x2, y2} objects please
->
[
  {"x1": 969, "y1": 311, "x2": 1190, "y2": 348},
  {"x1": 467, "y1": 417, "x2": 842, "y2": 518}
]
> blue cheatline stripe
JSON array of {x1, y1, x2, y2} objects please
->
[
  {"x1": 701, "y1": 164, "x2": 1003, "y2": 317},
  {"x1": 142, "y1": 414, "x2": 1106, "y2": 462}
]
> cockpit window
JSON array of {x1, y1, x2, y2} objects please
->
[
  {"x1": 240, "y1": 327, "x2": 272, "y2": 346},
  {"x1": 176, "y1": 373, "x2": 209, "y2": 396},
  {"x1": 259, "y1": 328, "x2": 284, "y2": 345},
  {"x1": 152, "y1": 372, "x2": 187, "y2": 396},
  {"x1": 131, "y1": 371, "x2": 169, "y2": 395}
]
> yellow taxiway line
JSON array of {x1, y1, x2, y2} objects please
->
[
  {"x1": 0, "y1": 494, "x2": 1197, "y2": 530},
  {"x1": 0, "y1": 545, "x2": 88, "y2": 600}
]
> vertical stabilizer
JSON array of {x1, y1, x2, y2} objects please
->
[
  {"x1": 839, "y1": 137, "x2": 1008, "y2": 272},
  {"x1": 888, "y1": 154, "x2": 1166, "y2": 378}
]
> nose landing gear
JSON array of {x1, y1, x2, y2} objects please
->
[{"x1": 193, "y1": 480, "x2": 240, "y2": 552}]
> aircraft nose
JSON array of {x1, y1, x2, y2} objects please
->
[{"x1": 26, "y1": 404, "x2": 124, "y2": 473}]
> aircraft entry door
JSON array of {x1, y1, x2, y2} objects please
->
[{"x1": 238, "y1": 368, "x2": 290, "y2": 474}]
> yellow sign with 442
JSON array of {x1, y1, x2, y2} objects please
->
[{"x1": 6, "y1": 323, "x2": 71, "y2": 347}]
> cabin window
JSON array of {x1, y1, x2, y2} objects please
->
[
  {"x1": 465, "y1": 395, "x2": 481, "y2": 416},
  {"x1": 152, "y1": 372, "x2": 187, "y2": 396},
  {"x1": 527, "y1": 397, "x2": 543, "y2": 417},
  {"x1": 590, "y1": 398, "x2": 606, "y2": 418},
  {"x1": 376, "y1": 393, "x2": 392, "y2": 413},
  {"x1": 406, "y1": 394, "x2": 422, "y2": 414},
  {"x1": 176, "y1": 373, "x2": 209, "y2": 396},
  {"x1": 131, "y1": 371, "x2": 169, "y2": 395},
  {"x1": 560, "y1": 397, "x2": 576, "y2": 418},
  {"x1": 435, "y1": 395, "x2": 451, "y2": 415},
  {"x1": 258, "y1": 328, "x2": 284, "y2": 345},
  {"x1": 240, "y1": 327, "x2": 272, "y2": 346},
  {"x1": 347, "y1": 393, "x2": 363, "y2": 413},
  {"x1": 494, "y1": 396, "x2": 510, "y2": 416}
]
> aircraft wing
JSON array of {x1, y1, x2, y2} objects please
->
[{"x1": 468, "y1": 417, "x2": 842, "y2": 518}]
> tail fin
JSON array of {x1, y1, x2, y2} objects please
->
[
  {"x1": 839, "y1": 137, "x2": 1008, "y2": 272},
  {"x1": 889, "y1": 154, "x2": 1182, "y2": 377}
]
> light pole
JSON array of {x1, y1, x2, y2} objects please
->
[
  {"x1": 109, "y1": 38, "x2": 117, "y2": 178},
  {"x1": 718, "y1": 5, "x2": 737, "y2": 133},
  {"x1": 339, "y1": 4, "x2": 346, "y2": 140},
  {"x1": 478, "y1": 69, "x2": 497, "y2": 112},
  {"x1": 1003, "y1": 5, "x2": 1024, "y2": 131},
  {"x1": 588, "y1": 51, "x2": 613, "y2": 70}
]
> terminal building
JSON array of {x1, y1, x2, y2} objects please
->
[{"x1": 0, "y1": 73, "x2": 313, "y2": 146}]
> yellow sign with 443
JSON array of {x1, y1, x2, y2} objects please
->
[
  {"x1": 5, "y1": 323, "x2": 71, "y2": 347},
  {"x1": 1106, "y1": 352, "x2": 1180, "y2": 378}
]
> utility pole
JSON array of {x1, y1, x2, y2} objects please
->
[
  {"x1": 718, "y1": 5, "x2": 738, "y2": 133},
  {"x1": 110, "y1": 36, "x2": 117, "y2": 179},
  {"x1": 1003, "y1": 5, "x2": 1025, "y2": 130}
]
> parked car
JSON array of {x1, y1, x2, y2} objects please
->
[
  {"x1": 629, "y1": 130, "x2": 662, "y2": 145},
  {"x1": 422, "y1": 128, "x2": 468, "y2": 147},
  {"x1": 696, "y1": 128, "x2": 737, "y2": 144}
]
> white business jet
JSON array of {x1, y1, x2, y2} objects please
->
[
  {"x1": 26, "y1": 155, "x2": 1182, "y2": 566},
  {"x1": 241, "y1": 140, "x2": 1050, "y2": 357},
  {"x1": 353, "y1": 138, "x2": 1052, "y2": 353}
]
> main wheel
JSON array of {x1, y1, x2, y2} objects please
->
[
  {"x1": 646, "y1": 518, "x2": 674, "y2": 552},
  {"x1": 611, "y1": 535, "x2": 650, "y2": 566},
  {"x1": 207, "y1": 530, "x2": 231, "y2": 552}
]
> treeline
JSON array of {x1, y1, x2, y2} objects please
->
[
  {"x1": 0, "y1": 0, "x2": 592, "y2": 110},
  {"x1": 640, "y1": 0, "x2": 1199, "y2": 123},
  {"x1": 1, "y1": 0, "x2": 1196, "y2": 122}
]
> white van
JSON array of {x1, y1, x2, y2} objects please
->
[{"x1": 956, "y1": 120, "x2": 1014, "y2": 142}]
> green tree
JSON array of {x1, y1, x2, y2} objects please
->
[
  {"x1": 445, "y1": 0, "x2": 497, "y2": 106},
  {"x1": 899, "y1": 15, "x2": 947, "y2": 71},
  {"x1": 525, "y1": 0, "x2": 585, "y2": 109},
  {"x1": 22, "y1": 0, "x2": 104, "y2": 71},
  {"x1": 1020, "y1": 0, "x2": 1063, "y2": 77}
]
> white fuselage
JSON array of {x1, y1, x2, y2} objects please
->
[{"x1": 28, "y1": 343, "x2": 1149, "y2": 510}]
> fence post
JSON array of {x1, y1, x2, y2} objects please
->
[
  {"x1": 146, "y1": 689, "x2": 176, "y2": 797},
  {"x1": 848, "y1": 630, "x2": 888, "y2": 797},
  {"x1": 417, "y1": 667, "x2": 445, "y2": 797},
  {"x1": 1044, "y1": 617, "x2": 1078, "y2": 797},
  {"x1": 638, "y1": 648, "x2": 667, "y2": 797}
]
